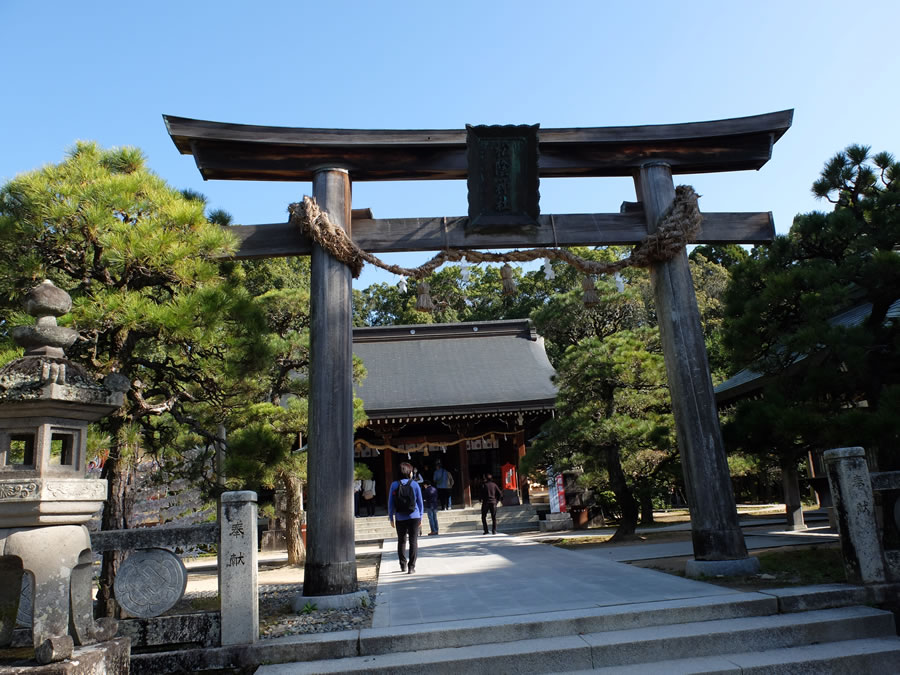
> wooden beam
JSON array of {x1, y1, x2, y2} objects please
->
[
  {"x1": 224, "y1": 211, "x2": 774, "y2": 259},
  {"x1": 164, "y1": 110, "x2": 793, "y2": 182}
]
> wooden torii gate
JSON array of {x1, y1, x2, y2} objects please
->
[{"x1": 165, "y1": 110, "x2": 793, "y2": 593}]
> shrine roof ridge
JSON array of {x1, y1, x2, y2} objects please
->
[
  {"x1": 352, "y1": 318, "x2": 538, "y2": 343},
  {"x1": 164, "y1": 110, "x2": 793, "y2": 182}
]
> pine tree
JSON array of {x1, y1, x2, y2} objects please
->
[
  {"x1": 0, "y1": 142, "x2": 238, "y2": 615},
  {"x1": 723, "y1": 145, "x2": 900, "y2": 471},
  {"x1": 215, "y1": 257, "x2": 368, "y2": 565},
  {"x1": 528, "y1": 327, "x2": 675, "y2": 539}
]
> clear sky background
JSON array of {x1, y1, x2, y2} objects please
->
[{"x1": 2, "y1": 0, "x2": 898, "y2": 289}]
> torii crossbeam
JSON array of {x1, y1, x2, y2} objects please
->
[{"x1": 166, "y1": 110, "x2": 793, "y2": 593}]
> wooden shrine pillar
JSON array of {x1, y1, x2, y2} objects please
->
[
  {"x1": 459, "y1": 438, "x2": 472, "y2": 507},
  {"x1": 382, "y1": 436, "x2": 394, "y2": 505},
  {"x1": 636, "y1": 163, "x2": 752, "y2": 568},
  {"x1": 515, "y1": 430, "x2": 526, "y2": 460},
  {"x1": 304, "y1": 168, "x2": 358, "y2": 596},
  {"x1": 516, "y1": 429, "x2": 527, "y2": 504}
]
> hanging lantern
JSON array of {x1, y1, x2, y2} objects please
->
[
  {"x1": 398, "y1": 277, "x2": 408, "y2": 294},
  {"x1": 582, "y1": 276, "x2": 600, "y2": 307},
  {"x1": 416, "y1": 281, "x2": 434, "y2": 312},
  {"x1": 500, "y1": 263, "x2": 517, "y2": 296},
  {"x1": 542, "y1": 258, "x2": 555, "y2": 280}
]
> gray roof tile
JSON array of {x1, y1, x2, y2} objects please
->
[{"x1": 352, "y1": 319, "x2": 557, "y2": 418}]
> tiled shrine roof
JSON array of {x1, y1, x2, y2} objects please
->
[{"x1": 353, "y1": 319, "x2": 557, "y2": 420}]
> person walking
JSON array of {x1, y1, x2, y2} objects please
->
[
  {"x1": 388, "y1": 462, "x2": 424, "y2": 573},
  {"x1": 422, "y1": 479, "x2": 440, "y2": 535},
  {"x1": 480, "y1": 473, "x2": 503, "y2": 535},
  {"x1": 433, "y1": 460, "x2": 452, "y2": 510},
  {"x1": 362, "y1": 477, "x2": 376, "y2": 517}
]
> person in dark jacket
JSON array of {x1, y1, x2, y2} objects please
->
[
  {"x1": 388, "y1": 462, "x2": 425, "y2": 573},
  {"x1": 480, "y1": 473, "x2": 503, "y2": 534},
  {"x1": 422, "y1": 480, "x2": 440, "y2": 535}
]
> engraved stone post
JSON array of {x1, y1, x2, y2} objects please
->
[
  {"x1": 218, "y1": 490, "x2": 258, "y2": 645},
  {"x1": 824, "y1": 447, "x2": 887, "y2": 584},
  {"x1": 782, "y1": 463, "x2": 806, "y2": 531}
]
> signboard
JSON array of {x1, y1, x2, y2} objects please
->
[
  {"x1": 547, "y1": 467, "x2": 567, "y2": 514},
  {"x1": 556, "y1": 473, "x2": 567, "y2": 513},
  {"x1": 466, "y1": 124, "x2": 540, "y2": 233}
]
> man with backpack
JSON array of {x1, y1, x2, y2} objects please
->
[{"x1": 388, "y1": 462, "x2": 425, "y2": 574}]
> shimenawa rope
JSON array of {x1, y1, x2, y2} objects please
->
[{"x1": 287, "y1": 185, "x2": 702, "y2": 303}]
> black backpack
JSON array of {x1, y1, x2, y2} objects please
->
[{"x1": 394, "y1": 479, "x2": 416, "y2": 514}]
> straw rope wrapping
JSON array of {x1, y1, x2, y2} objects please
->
[{"x1": 288, "y1": 185, "x2": 702, "y2": 281}]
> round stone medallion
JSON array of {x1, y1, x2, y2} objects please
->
[{"x1": 114, "y1": 548, "x2": 187, "y2": 618}]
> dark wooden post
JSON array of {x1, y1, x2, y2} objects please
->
[
  {"x1": 382, "y1": 437, "x2": 394, "y2": 507},
  {"x1": 304, "y1": 168, "x2": 358, "y2": 596},
  {"x1": 516, "y1": 430, "x2": 526, "y2": 503},
  {"x1": 636, "y1": 162, "x2": 753, "y2": 571},
  {"x1": 459, "y1": 438, "x2": 472, "y2": 507}
]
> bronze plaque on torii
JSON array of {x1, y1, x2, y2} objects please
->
[{"x1": 466, "y1": 124, "x2": 540, "y2": 234}]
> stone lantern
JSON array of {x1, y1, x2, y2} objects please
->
[{"x1": 0, "y1": 280, "x2": 129, "y2": 666}]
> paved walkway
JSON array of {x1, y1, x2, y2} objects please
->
[
  {"x1": 537, "y1": 524, "x2": 839, "y2": 563},
  {"x1": 179, "y1": 517, "x2": 838, "y2": 600},
  {"x1": 370, "y1": 519, "x2": 839, "y2": 629},
  {"x1": 372, "y1": 532, "x2": 737, "y2": 628}
]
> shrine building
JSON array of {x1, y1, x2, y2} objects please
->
[{"x1": 351, "y1": 318, "x2": 557, "y2": 508}]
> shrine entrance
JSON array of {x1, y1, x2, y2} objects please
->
[{"x1": 165, "y1": 110, "x2": 793, "y2": 594}]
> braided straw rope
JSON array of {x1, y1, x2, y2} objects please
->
[{"x1": 287, "y1": 185, "x2": 702, "y2": 281}]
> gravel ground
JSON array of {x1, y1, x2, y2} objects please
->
[
  {"x1": 258, "y1": 579, "x2": 377, "y2": 639},
  {"x1": 174, "y1": 552, "x2": 381, "y2": 640}
]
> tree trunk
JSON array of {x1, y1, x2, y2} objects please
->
[
  {"x1": 639, "y1": 489, "x2": 655, "y2": 525},
  {"x1": 283, "y1": 473, "x2": 306, "y2": 566},
  {"x1": 96, "y1": 450, "x2": 134, "y2": 618},
  {"x1": 603, "y1": 446, "x2": 639, "y2": 541}
]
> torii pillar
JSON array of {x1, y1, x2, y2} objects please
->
[
  {"x1": 638, "y1": 162, "x2": 757, "y2": 576},
  {"x1": 304, "y1": 168, "x2": 358, "y2": 596}
]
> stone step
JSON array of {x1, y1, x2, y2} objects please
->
[
  {"x1": 245, "y1": 594, "x2": 773, "y2": 667},
  {"x1": 353, "y1": 515, "x2": 540, "y2": 532},
  {"x1": 253, "y1": 605, "x2": 897, "y2": 674},
  {"x1": 585, "y1": 637, "x2": 900, "y2": 674},
  {"x1": 352, "y1": 506, "x2": 542, "y2": 541}
]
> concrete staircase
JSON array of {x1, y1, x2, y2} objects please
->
[
  {"x1": 353, "y1": 504, "x2": 541, "y2": 542},
  {"x1": 249, "y1": 589, "x2": 900, "y2": 674}
]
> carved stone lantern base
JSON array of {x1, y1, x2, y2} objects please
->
[{"x1": 0, "y1": 479, "x2": 106, "y2": 528}]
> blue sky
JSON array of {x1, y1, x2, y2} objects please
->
[{"x1": 2, "y1": 1, "x2": 898, "y2": 289}]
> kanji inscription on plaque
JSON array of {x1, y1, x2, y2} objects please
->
[{"x1": 466, "y1": 124, "x2": 540, "y2": 233}]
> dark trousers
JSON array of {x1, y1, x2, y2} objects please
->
[
  {"x1": 438, "y1": 487, "x2": 451, "y2": 510},
  {"x1": 364, "y1": 497, "x2": 375, "y2": 517},
  {"x1": 481, "y1": 502, "x2": 497, "y2": 533},
  {"x1": 396, "y1": 518, "x2": 420, "y2": 569}
]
